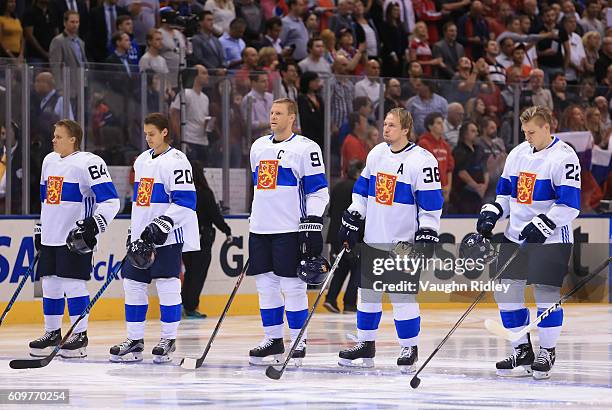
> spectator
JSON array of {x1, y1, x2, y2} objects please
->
[
  {"x1": 297, "y1": 71, "x2": 324, "y2": 148},
  {"x1": 537, "y1": 6, "x2": 571, "y2": 83},
  {"x1": 339, "y1": 96, "x2": 372, "y2": 146},
  {"x1": 451, "y1": 120, "x2": 488, "y2": 214},
  {"x1": 113, "y1": 15, "x2": 139, "y2": 66},
  {"x1": 524, "y1": 68, "x2": 554, "y2": 111},
  {"x1": 496, "y1": 15, "x2": 551, "y2": 65},
  {"x1": 259, "y1": 16, "x2": 283, "y2": 54},
  {"x1": 506, "y1": 43, "x2": 532, "y2": 82},
  {"x1": 496, "y1": 36, "x2": 515, "y2": 69},
  {"x1": 181, "y1": 160, "x2": 232, "y2": 319},
  {"x1": 580, "y1": 0, "x2": 605, "y2": 37},
  {"x1": 234, "y1": 46, "x2": 259, "y2": 95},
  {"x1": 21, "y1": 0, "x2": 58, "y2": 63},
  {"x1": 170, "y1": 65, "x2": 211, "y2": 161},
  {"x1": 118, "y1": 1, "x2": 159, "y2": 56},
  {"x1": 478, "y1": 116, "x2": 506, "y2": 203},
  {"x1": 341, "y1": 112, "x2": 369, "y2": 176},
  {"x1": 413, "y1": 0, "x2": 442, "y2": 44},
  {"x1": 558, "y1": 0, "x2": 581, "y2": 24},
  {"x1": 324, "y1": 159, "x2": 363, "y2": 314},
  {"x1": 277, "y1": 60, "x2": 299, "y2": 102},
  {"x1": 483, "y1": 39, "x2": 506, "y2": 85},
  {"x1": 583, "y1": 31, "x2": 601, "y2": 78},
  {"x1": 576, "y1": 76, "x2": 597, "y2": 108},
  {"x1": 336, "y1": 28, "x2": 366, "y2": 74},
  {"x1": 380, "y1": 2, "x2": 408, "y2": 77},
  {"x1": 330, "y1": 55, "x2": 355, "y2": 135},
  {"x1": 219, "y1": 17, "x2": 246, "y2": 68},
  {"x1": 432, "y1": 22, "x2": 465, "y2": 80},
  {"x1": 236, "y1": 0, "x2": 264, "y2": 47},
  {"x1": 241, "y1": 72, "x2": 273, "y2": 138},
  {"x1": 551, "y1": 72, "x2": 573, "y2": 117},
  {"x1": 52, "y1": 0, "x2": 89, "y2": 40},
  {"x1": 562, "y1": 14, "x2": 586, "y2": 84},
  {"x1": 33, "y1": 71, "x2": 74, "y2": 121},
  {"x1": 105, "y1": 31, "x2": 137, "y2": 77},
  {"x1": 594, "y1": 36, "x2": 612, "y2": 83},
  {"x1": 280, "y1": 0, "x2": 309, "y2": 61},
  {"x1": 320, "y1": 28, "x2": 337, "y2": 65},
  {"x1": 407, "y1": 79, "x2": 448, "y2": 136},
  {"x1": 382, "y1": 0, "x2": 416, "y2": 34},
  {"x1": 586, "y1": 106, "x2": 606, "y2": 147},
  {"x1": 466, "y1": 96, "x2": 486, "y2": 125},
  {"x1": 329, "y1": 0, "x2": 354, "y2": 37},
  {"x1": 366, "y1": 125, "x2": 381, "y2": 150},
  {"x1": 594, "y1": 96, "x2": 611, "y2": 131},
  {"x1": 258, "y1": 46, "x2": 280, "y2": 92},
  {"x1": 355, "y1": 58, "x2": 383, "y2": 106},
  {"x1": 145, "y1": 70, "x2": 162, "y2": 112},
  {"x1": 88, "y1": 0, "x2": 129, "y2": 62},
  {"x1": 159, "y1": 7, "x2": 186, "y2": 88},
  {"x1": 353, "y1": 0, "x2": 379, "y2": 59},
  {"x1": 0, "y1": 0, "x2": 24, "y2": 62},
  {"x1": 450, "y1": 57, "x2": 493, "y2": 106},
  {"x1": 139, "y1": 28, "x2": 169, "y2": 74},
  {"x1": 303, "y1": 11, "x2": 319, "y2": 39},
  {"x1": 418, "y1": 112, "x2": 454, "y2": 205},
  {"x1": 204, "y1": 0, "x2": 235, "y2": 35},
  {"x1": 408, "y1": 21, "x2": 443, "y2": 78},
  {"x1": 49, "y1": 10, "x2": 87, "y2": 97},
  {"x1": 377, "y1": 77, "x2": 403, "y2": 119},
  {"x1": 521, "y1": 0, "x2": 542, "y2": 34},
  {"x1": 457, "y1": 0, "x2": 489, "y2": 60},
  {"x1": 485, "y1": 1, "x2": 513, "y2": 38},
  {"x1": 191, "y1": 10, "x2": 226, "y2": 71},
  {"x1": 559, "y1": 104, "x2": 588, "y2": 132},
  {"x1": 298, "y1": 37, "x2": 332, "y2": 74},
  {"x1": 444, "y1": 102, "x2": 464, "y2": 148}
]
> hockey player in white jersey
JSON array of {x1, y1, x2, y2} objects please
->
[
  {"x1": 247, "y1": 98, "x2": 329, "y2": 365},
  {"x1": 109, "y1": 113, "x2": 199, "y2": 363},
  {"x1": 32, "y1": 119, "x2": 120, "y2": 358},
  {"x1": 476, "y1": 106, "x2": 581, "y2": 379},
  {"x1": 337, "y1": 108, "x2": 443, "y2": 372}
]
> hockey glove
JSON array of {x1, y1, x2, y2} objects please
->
[
  {"x1": 338, "y1": 210, "x2": 364, "y2": 250},
  {"x1": 413, "y1": 228, "x2": 439, "y2": 259},
  {"x1": 34, "y1": 223, "x2": 41, "y2": 251},
  {"x1": 299, "y1": 216, "x2": 324, "y2": 258},
  {"x1": 126, "y1": 227, "x2": 132, "y2": 248},
  {"x1": 66, "y1": 216, "x2": 105, "y2": 255},
  {"x1": 141, "y1": 216, "x2": 174, "y2": 246},
  {"x1": 519, "y1": 214, "x2": 556, "y2": 244},
  {"x1": 477, "y1": 203, "x2": 503, "y2": 238}
]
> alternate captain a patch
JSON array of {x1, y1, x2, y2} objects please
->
[
  {"x1": 517, "y1": 171, "x2": 537, "y2": 205},
  {"x1": 46, "y1": 176, "x2": 64, "y2": 205},
  {"x1": 257, "y1": 160, "x2": 279, "y2": 190},
  {"x1": 375, "y1": 172, "x2": 397, "y2": 205},
  {"x1": 136, "y1": 177, "x2": 154, "y2": 207}
]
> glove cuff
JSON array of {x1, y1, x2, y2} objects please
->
[
  {"x1": 93, "y1": 214, "x2": 107, "y2": 234},
  {"x1": 299, "y1": 216, "x2": 323, "y2": 232},
  {"x1": 481, "y1": 202, "x2": 503, "y2": 217},
  {"x1": 153, "y1": 216, "x2": 174, "y2": 234},
  {"x1": 533, "y1": 214, "x2": 556, "y2": 237},
  {"x1": 415, "y1": 228, "x2": 439, "y2": 243},
  {"x1": 34, "y1": 223, "x2": 41, "y2": 235}
]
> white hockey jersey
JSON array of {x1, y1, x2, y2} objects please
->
[
  {"x1": 131, "y1": 147, "x2": 200, "y2": 252},
  {"x1": 39, "y1": 151, "x2": 120, "y2": 246},
  {"x1": 348, "y1": 142, "x2": 444, "y2": 244},
  {"x1": 495, "y1": 137, "x2": 581, "y2": 244},
  {"x1": 250, "y1": 133, "x2": 329, "y2": 234}
]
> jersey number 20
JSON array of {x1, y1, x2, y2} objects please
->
[{"x1": 174, "y1": 169, "x2": 193, "y2": 184}]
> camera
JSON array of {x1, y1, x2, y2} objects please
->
[{"x1": 159, "y1": 7, "x2": 200, "y2": 38}]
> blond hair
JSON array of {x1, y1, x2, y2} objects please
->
[
  {"x1": 272, "y1": 98, "x2": 297, "y2": 116},
  {"x1": 54, "y1": 119, "x2": 83, "y2": 150},
  {"x1": 519, "y1": 105, "x2": 553, "y2": 126},
  {"x1": 387, "y1": 108, "x2": 415, "y2": 141}
]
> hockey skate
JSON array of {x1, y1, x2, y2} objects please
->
[
  {"x1": 290, "y1": 339, "x2": 306, "y2": 367},
  {"x1": 338, "y1": 341, "x2": 375, "y2": 368},
  {"x1": 109, "y1": 338, "x2": 144, "y2": 363},
  {"x1": 496, "y1": 336, "x2": 535, "y2": 377},
  {"x1": 152, "y1": 338, "x2": 176, "y2": 363},
  {"x1": 29, "y1": 329, "x2": 61, "y2": 357},
  {"x1": 532, "y1": 347, "x2": 556, "y2": 380},
  {"x1": 397, "y1": 345, "x2": 418, "y2": 374},
  {"x1": 59, "y1": 331, "x2": 88, "y2": 358},
  {"x1": 248, "y1": 338, "x2": 284, "y2": 366}
]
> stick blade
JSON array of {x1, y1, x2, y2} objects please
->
[
  {"x1": 180, "y1": 357, "x2": 199, "y2": 370},
  {"x1": 9, "y1": 358, "x2": 47, "y2": 369},
  {"x1": 265, "y1": 365, "x2": 283, "y2": 380},
  {"x1": 484, "y1": 319, "x2": 513, "y2": 340},
  {"x1": 410, "y1": 376, "x2": 421, "y2": 389}
]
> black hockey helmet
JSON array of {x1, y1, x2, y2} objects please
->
[
  {"x1": 297, "y1": 256, "x2": 331, "y2": 285},
  {"x1": 126, "y1": 239, "x2": 157, "y2": 270},
  {"x1": 66, "y1": 226, "x2": 96, "y2": 255},
  {"x1": 459, "y1": 233, "x2": 498, "y2": 264}
]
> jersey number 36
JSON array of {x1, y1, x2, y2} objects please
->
[{"x1": 423, "y1": 167, "x2": 440, "y2": 183}]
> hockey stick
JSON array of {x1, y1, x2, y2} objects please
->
[
  {"x1": 0, "y1": 252, "x2": 39, "y2": 327},
  {"x1": 266, "y1": 248, "x2": 347, "y2": 380},
  {"x1": 180, "y1": 259, "x2": 250, "y2": 370},
  {"x1": 9, "y1": 257, "x2": 125, "y2": 369},
  {"x1": 484, "y1": 256, "x2": 612, "y2": 342},
  {"x1": 410, "y1": 246, "x2": 521, "y2": 389}
]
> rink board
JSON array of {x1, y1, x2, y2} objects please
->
[{"x1": 0, "y1": 216, "x2": 609, "y2": 323}]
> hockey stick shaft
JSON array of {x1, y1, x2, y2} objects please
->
[
  {"x1": 411, "y1": 246, "x2": 521, "y2": 387},
  {"x1": 0, "y1": 252, "x2": 39, "y2": 326},
  {"x1": 9, "y1": 257, "x2": 125, "y2": 369},
  {"x1": 266, "y1": 248, "x2": 346, "y2": 380},
  {"x1": 491, "y1": 256, "x2": 612, "y2": 341},
  {"x1": 182, "y1": 259, "x2": 250, "y2": 369}
]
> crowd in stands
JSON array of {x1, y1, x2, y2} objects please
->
[{"x1": 0, "y1": 0, "x2": 611, "y2": 215}]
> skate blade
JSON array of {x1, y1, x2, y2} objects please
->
[
  {"x1": 532, "y1": 370, "x2": 551, "y2": 380},
  {"x1": 153, "y1": 354, "x2": 173, "y2": 364},
  {"x1": 109, "y1": 352, "x2": 143, "y2": 363},
  {"x1": 338, "y1": 358, "x2": 375, "y2": 368},
  {"x1": 29, "y1": 347, "x2": 56, "y2": 357},
  {"x1": 496, "y1": 365, "x2": 533, "y2": 377},
  {"x1": 399, "y1": 364, "x2": 416, "y2": 374},
  {"x1": 249, "y1": 354, "x2": 282, "y2": 366},
  {"x1": 58, "y1": 348, "x2": 87, "y2": 359}
]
